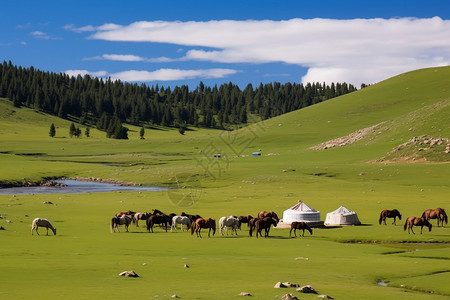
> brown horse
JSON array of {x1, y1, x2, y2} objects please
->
[
  {"x1": 238, "y1": 215, "x2": 254, "y2": 227},
  {"x1": 379, "y1": 209, "x2": 402, "y2": 225},
  {"x1": 422, "y1": 208, "x2": 448, "y2": 227},
  {"x1": 248, "y1": 217, "x2": 260, "y2": 237},
  {"x1": 254, "y1": 217, "x2": 278, "y2": 238},
  {"x1": 115, "y1": 210, "x2": 136, "y2": 217},
  {"x1": 403, "y1": 216, "x2": 432, "y2": 234},
  {"x1": 181, "y1": 212, "x2": 202, "y2": 222},
  {"x1": 257, "y1": 211, "x2": 280, "y2": 223},
  {"x1": 190, "y1": 218, "x2": 216, "y2": 238},
  {"x1": 133, "y1": 212, "x2": 151, "y2": 227},
  {"x1": 146, "y1": 214, "x2": 171, "y2": 232},
  {"x1": 290, "y1": 222, "x2": 313, "y2": 237}
]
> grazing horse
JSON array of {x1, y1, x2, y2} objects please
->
[
  {"x1": 238, "y1": 215, "x2": 254, "y2": 227},
  {"x1": 379, "y1": 209, "x2": 402, "y2": 225},
  {"x1": 31, "y1": 218, "x2": 56, "y2": 235},
  {"x1": 146, "y1": 214, "x2": 171, "y2": 232},
  {"x1": 133, "y1": 212, "x2": 151, "y2": 227},
  {"x1": 115, "y1": 210, "x2": 136, "y2": 217},
  {"x1": 191, "y1": 218, "x2": 216, "y2": 238},
  {"x1": 404, "y1": 216, "x2": 432, "y2": 234},
  {"x1": 258, "y1": 211, "x2": 280, "y2": 223},
  {"x1": 254, "y1": 217, "x2": 278, "y2": 238},
  {"x1": 219, "y1": 216, "x2": 241, "y2": 235},
  {"x1": 422, "y1": 208, "x2": 448, "y2": 227},
  {"x1": 171, "y1": 216, "x2": 192, "y2": 231},
  {"x1": 290, "y1": 222, "x2": 313, "y2": 237},
  {"x1": 110, "y1": 215, "x2": 132, "y2": 233}
]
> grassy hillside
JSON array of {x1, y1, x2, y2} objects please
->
[{"x1": 0, "y1": 67, "x2": 449, "y2": 300}]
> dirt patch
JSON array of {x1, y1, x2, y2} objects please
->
[{"x1": 309, "y1": 122, "x2": 385, "y2": 150}]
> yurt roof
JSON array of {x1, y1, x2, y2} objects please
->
[
  {"x1": 328, "y1": 206, "x2": 355, "y2": 215},
  {"x1": 286, "y1": 201, "x2": 319, "y2": 212}
]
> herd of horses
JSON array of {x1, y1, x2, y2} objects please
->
[
  {"x1": 379, "y1": 207, "x2": 448, "y2": 234},
  {"x1": 109, "y1": 209, "x2": 312, "y2": 238},
  {"x1": 31, "y1": 207, "x2": 446, "y2": 238}
]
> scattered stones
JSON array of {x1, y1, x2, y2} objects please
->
[
  {"x1": 297, "y1": 285, "x2": 317, "y2": 294},
  {"x1": 0, "y1": 226, "x2": 5, "y2": 230},
  {"x1": 283, "y1": 282, "x2": 300, "y2": 288},
  {"x1": 239, "y1": 292, "x2": 252, "y2": 296},
  {"x1": 294, "y1": 257, "x2": 309, "y2": 261},
  {"x1": 171, "y1": 295, "x2": 179, "y2": 298},
  {"x1": 184, "y1": 264, "x2": 189, "y2": 268},
  {"x1": 281, "y1": 293, "x2": 298, "y2": 300},
  {"x1": 119, "y1": 270, "x2": 139, "y2": 277},
  {"x1": 274, "y1": 282, "x2": 288, "y2": 288},
  {"x1": 43, "y1": 201, "x2": 53, "y2": 205}
]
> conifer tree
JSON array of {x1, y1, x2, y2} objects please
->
[{"x1": 49, "y1": 123, "x2": 56, "y2": 138}]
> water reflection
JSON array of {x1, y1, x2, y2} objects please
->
[{"x1": 0, "y1": 180, "x2": 169, "y2": 195}]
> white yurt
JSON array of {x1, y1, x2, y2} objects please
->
[
  {"x1": 282, "y1": 201, "x2": 321, "y2": 224},
  {"x1": 324, "y1": 206, "x2": 361, "y2": 226}
]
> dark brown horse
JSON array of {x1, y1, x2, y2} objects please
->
[
  {"x1": 257, "y1": 211, "x2": 279, "y2": 223},
  {"x1": 115, "y1": 210, "x2": 136, "y2": 217},
  {"x1": 379, "y1": 209, "x2": 402, "y2": 225},
  {"x1": 248, "y1": 217, "x2": 260, "y2": 237},
  {"x1": 146, "y1": 214, "x2": 171, "y2": 232},
  {"x1": 190, "y1": 218, "x2": 216, "y2": 238},
  {"x1": 181, "y1": 212, "x2": 202, "y2": 222},
  {"x1": 290, "y1": 222, "x2": 313, "y2": 237},
  {"x1": 238, "y1": 215, "x2": 254, "y2": 227},
  {"x1": 404, "y1": 216, "x2": 432, "y2": 234},
  {"x1": 254, "y1": 217, "x2": 278, "y2": 238},
  {"x1": 422, "y1": 208, "x2": 448, "y2": 227}
]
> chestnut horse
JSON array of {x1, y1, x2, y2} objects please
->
[
  {"x1": 257, "y1": 211, "x2": 279, "y2": 223},
  {"x1": 254, "y1": 217, "x2": 278, "y2": 238},
  {"x1": 248, "y1": 217, "x2": 259, "y2": 237},
  {"x1": 190, "y1": 218, "x2": 216, "y2": 238},
  {"x1": 238, "y1": 215, "x2": 254, "y2": 227},
  {"x1": 403, "y1": 216, "x2": 432, "y2": 234},
  {"x1": 379, "y1": 209, "x2": 402, "y2": 225},
  {"x1": 115, "y1": 210, "x2": 136, "y2": 217},
  {"x1": 290, "y1": 222, "x2": 313, "y2": 237},
  {"x1": 422, "y1": 208, "x2": 448, "y2": 227}
]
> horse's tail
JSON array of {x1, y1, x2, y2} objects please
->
[
  {"x1": 442, "y1": 210, "x2": 448, "y2": 225},
  {"x1": 190, "y1": 222, "x2": 196, "y2": 235},
  {"x1": 403, "y1": 219, "x2": 408, "y2": 231},
  {"x1": 110, "y1": 218, "x2": 115, "y2": 233},
  {"x1": 378, "y1": 212, "x2": 383, "y2": 225},
  {"x1": 421, "y1": 210, "x2": 427, "y2": 219}
]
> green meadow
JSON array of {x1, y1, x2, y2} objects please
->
[{"x1": 0, "y1": 67, "x2": 449, "y2": 299}]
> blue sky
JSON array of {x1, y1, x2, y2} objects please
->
[{"x1": 2, "y1": 0, "x2": 450, "y2": 89}]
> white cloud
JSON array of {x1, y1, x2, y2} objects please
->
[
  {"x1": 87, "y1": 17, "x2": 450, "y2": 85},
  {"x1": 85, "y1": 53, "x2": 176, "y2": 63},
  {"x1": 64, "y1": 68, "x2": 238, "y2": 82}
]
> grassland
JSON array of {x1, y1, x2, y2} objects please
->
[{"x1": 0, "y1": 66, "x2": 449, "y2": 299}]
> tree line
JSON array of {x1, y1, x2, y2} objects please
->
[{"x1": 0, "y1": 60, "x2": 358, "y2": 138}]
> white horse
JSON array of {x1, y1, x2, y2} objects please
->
[
  {"x1": 171, "y1": 216, "x2": 192, "y2": 231},
  {"x1": 219, "y1": 216, "x2": 241, "y2": 235},
  {"x1": 110, "y1": 215, "x2": 132, "y2": 233},
  {"x1": 31, "y1": 218, "x2": 56, "y2": 235}
]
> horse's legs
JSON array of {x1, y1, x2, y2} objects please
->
[
  {"x1": 420, "y1": 226, "x2": 423, "y2": 234},
  {"x1": 302, "y1": 229, "x2": 305, "y2": 237},
  {"x1": 410, "y1": 225, "x2": 415, "y2": 234},
  {"x1": 392, "y1": 217, "x2": 396, "y2": 225}
]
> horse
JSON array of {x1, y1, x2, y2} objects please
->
[
  {"x1": 379, "y1": 209, "x2": 402, "y2": 225},
  {"x1": 254, "y1": 217, "x2": 278, "y2": 238},
  {"x1": 248, "y1": 217, "x2": 259, "y2": 237},
  {"x1": 422, "y1": 208, "x2": 448, "y2": 227},
  {"x1": 238, "y1": 215, "x2": 254, "y2": 227},
  {"x1": 110, "y1": 215, "x2": 132, "y2": 233},
  {"x1": 190, "y1": 218, "x2": 216, "y2": 238},
  {"x1": 257, "y1": 211, "x2": 280, "y2": 223},
  {"x1": 31, "y1": 218, "x2": 56, "y2": 235},
  {"x1": 133, "y1": 212, "x2": 151, "y2": 227},
  {"x1": 152, "y1": 209, "x2": 165, "y2": 215},
  {"x1": 146, "y1": 213, "x2": 172, "y2": 233},
  {"x1": 219, "y1": 216, "x2": 241, "y2": 235},
  {"x1": 115, "y1": 210, "x2": 136, "y2": 217},
  {"x1": 171, "y1": 216, "x2": 192, "y2": 231},
  {"x1": 181, "y1": 212, "x2": 202, "y2": 222},
  {"x1": 290, "y1": 222, "x2": 312, "y2": 237},
  {"x1": 403, "y1": 216, "x2": 432, "y2": 234}
]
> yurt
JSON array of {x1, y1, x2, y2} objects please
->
[
  {"x1": 282, "y1": 201, "x2": 321, "y2": 224},
  {"x1": 324, "y1": 206, "x2": 361, "y2": 226}
]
